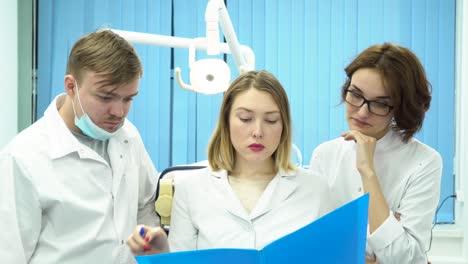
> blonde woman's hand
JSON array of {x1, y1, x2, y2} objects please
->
[{"x1": 127, "y1": 225, "x2": 170, "y2": 256}]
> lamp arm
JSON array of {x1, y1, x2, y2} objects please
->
[
  {"x1": 205, "y1": 0, "x2": 221, "y2": 55},
  {"x1": 238, "y1": 45, "x2": 255, "y2": 72},
  {"x1": 112, "y1": 29, "x2": 255, "y2": 74},
  {"x1": 217, "y1": 2, "x2": 247, "y2": 73},
  {"x1": 112, "y1": 1, "x2": 255, "y2": 94},
  {"x1": 205, "y1": 0, "x2": 253, "y2": 73}
]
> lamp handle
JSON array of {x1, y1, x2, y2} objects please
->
[{"x1": 174, "y1": 67, "x2": 194, "y2": 92}]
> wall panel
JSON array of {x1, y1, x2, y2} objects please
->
[{"x1": 38, "y1": 0, "x2": 456, "y2": 221}]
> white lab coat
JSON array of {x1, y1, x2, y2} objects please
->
[
  {"x1": 309, "y1": 130, "x2": 442, "y2": 264},
  {"x1": 168, "y1": 166, "x2": 333, "y2": 251},
  {"x1": 0, "y1": 94, "x2": 159, "y2": 264}
]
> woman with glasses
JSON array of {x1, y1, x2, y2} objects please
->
[{"x1": 309, "y1": 43, "x2": 442, "y2": 264}]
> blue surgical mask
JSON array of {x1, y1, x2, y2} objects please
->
[{"x1": 71, "y1": 82, "x2": 123, "y2": 141}]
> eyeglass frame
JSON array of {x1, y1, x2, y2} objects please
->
[{"x1": 344, "y1": 89, "x2": 394, "y2": 116}]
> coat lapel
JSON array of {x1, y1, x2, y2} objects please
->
[
  {"x1": 209, "y1": 169, "x2": 299, "y2": 222},
  {"x1": 250, "y1": 170, "x2": 298, "y2": 220},
  {"x1": 209, "y1": 170, "x2": 251, "y2": 221},
  {"x1": 108, "y1": 135, "x2": 127, "y2": 195}
]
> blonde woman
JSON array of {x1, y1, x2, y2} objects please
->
[
  {"x1": 169, "y1": 70, "x2": 332, "y2": 251},
  {"x1": 128, "y1": 70, "x2": 332, "y2": 254}
]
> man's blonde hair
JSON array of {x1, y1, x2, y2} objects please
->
[
  {"x1": 207, "y1": 70, "x2": 294, "y2": 173},
  {"x1": 66, "y1": 29, "x2": 143, "y2": 87}
]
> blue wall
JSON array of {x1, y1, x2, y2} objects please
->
[{"x1": 37, "y1": 0, "x2": 455, "y2": 222}]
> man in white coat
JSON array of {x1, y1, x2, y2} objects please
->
[{"x1": 0, "y1": 29, "x2": 168, "y2": 264}]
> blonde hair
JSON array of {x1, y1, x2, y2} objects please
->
[
  {"x1": 66, "y1": 29, "x2": 143, "y2": 87},
  {"x1": 207, "y1": 70, "x2": 294, "y2": 173}
]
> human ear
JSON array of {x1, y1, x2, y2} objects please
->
[{"x1": 64, "y1": 75, "x2": 77, "y2": 95}]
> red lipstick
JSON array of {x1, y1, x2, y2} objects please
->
[{"x1": 248, "y1": 144, "x2": 265, "y2": 152}]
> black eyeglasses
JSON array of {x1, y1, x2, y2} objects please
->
[{"x1": 344, "y1": 89, "x2": 394, "y2": 116}]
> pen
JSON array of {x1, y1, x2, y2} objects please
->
[{"x1": 140, "y1": 227, "x2": 151, "y2": 252}]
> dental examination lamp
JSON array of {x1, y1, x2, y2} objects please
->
[{"x1": 112, "y1": 0, "x2": 255, "y2": 94}]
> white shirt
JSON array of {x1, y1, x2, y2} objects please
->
[
  {"x1": 309, "y1": 130, "x2": 442, "y2": 264},
  {"x1": 0, "y1": 94, "x2": 159, "y2": 264},
  {"x1": 168, "y1": 166, "x2": 333, "y2": 251}
]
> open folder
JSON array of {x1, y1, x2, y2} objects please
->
[{"x1": 136, "y1": 194, "x2": 369, "y2": 264}]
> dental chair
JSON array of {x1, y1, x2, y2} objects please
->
[{"x1": 154, "y1": 163, "x2": 207, "y2": 231}]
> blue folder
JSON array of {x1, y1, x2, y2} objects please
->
[{"x1": 136, "y1": 194, "x2": 369, "y2": 264}]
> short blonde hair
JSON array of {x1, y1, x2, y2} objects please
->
[
  {"x1": 66, "y1": 29, "x2": 143, "y2": 87},
  {"x1": 207, "y1": 70, "x2": 294, "y2": 173}
]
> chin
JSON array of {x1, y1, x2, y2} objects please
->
[
  {"x1": 245, "y1": 154, "x2": 268, "y2": 162},
  {"x1": 102, "y1": 127, "x2": 117, "y2": 133},
  {"x1": 347, "y1": 123, "x2": 363, "y2": 132},
  {"x1": 348, "y1": 124, "x2": 372, "y2": 137}
]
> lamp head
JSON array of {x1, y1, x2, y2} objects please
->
[{"x1": 190, "y1": 58, "x2": 230, "y2": 94}]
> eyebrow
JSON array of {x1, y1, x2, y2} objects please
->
[
  {"x1": 125, "y1": 91, "x2": 139, "y2": 98},
  {"x1": 96, "y1": 90, "x2": 139, "y2": 98},
  {"x1": 234, "y1": 107, "x2": 280, "y2": 115},
  {"x1": 349, "y1": 84, "x2": 391, "y2": 100},
  {"x1": 93, "y1": 78, "x2": 136, "y2": 96}
]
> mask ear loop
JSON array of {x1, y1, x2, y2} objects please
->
[{"x1": 71, "y1": 81, "x2": 86, "y2": 118}]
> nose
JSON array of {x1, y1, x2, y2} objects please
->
[
  {"x1": 252, "y1": 120, "x2": 264, "y2": 138},
  {"x1": 356, "y1": 102, "x2": 371, "y2": 117},
  {"x1": 109, "y1": 101, "x2": 125, "y2": 118}
]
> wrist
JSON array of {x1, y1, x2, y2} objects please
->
[{"x1": 358, "y1": 167, "x2": 376, "y2": 179}]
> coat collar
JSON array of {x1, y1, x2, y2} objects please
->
[
  {"x1": 375, "y1": 129, "x2": 405, "y2": 153},
  {"x1": 208, "y1": 167, "x2": 296, "y2": 179},
  {"x1": 208, "y1": 167, "x2": 299, "y2": 221},
  {"x1": 44, "y1": 94, "x2": 136, "y2": 160}
]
